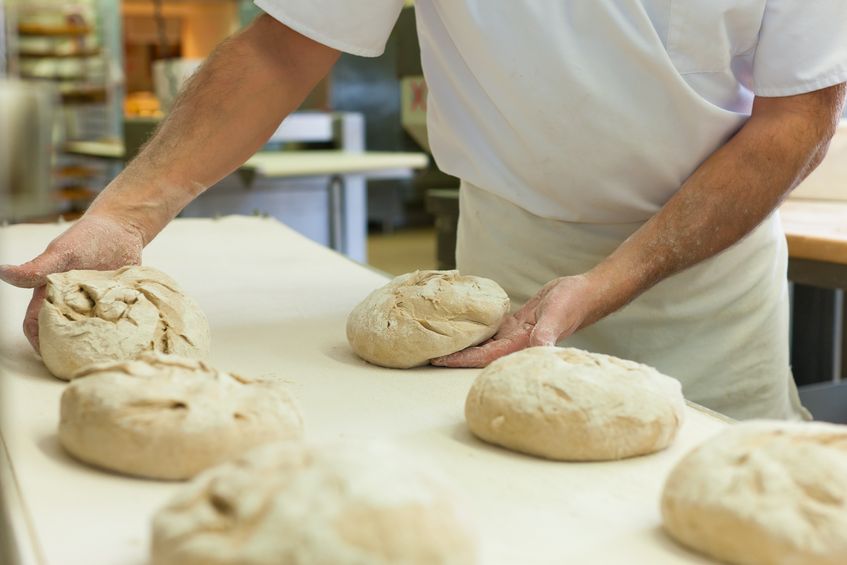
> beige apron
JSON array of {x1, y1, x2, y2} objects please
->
[{"x1": 456, "y1": 182, "x2": 808, "y2": 420}]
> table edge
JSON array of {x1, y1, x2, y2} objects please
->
[
  {"x1": 685, "y1": 400, "x2": 735, "y2": 424},
  {"x1": 0, "y1": 431, "x2": 44, "y2": 565}
]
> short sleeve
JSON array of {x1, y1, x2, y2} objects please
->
[
  {"x1": 753, "y1": 0, "x2": 847, "y2": 97},
  {"x1": 254, "y1": 0, "x2": 405, "y2": 57}
]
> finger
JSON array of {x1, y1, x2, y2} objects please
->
[
  {"x1": 23, "y1": 286, "x2": 46, "y2": 353},
  {"x1": 0, "y1": 251, "x2": 68, "y2": 289},
  {"x1": 491, "y1": 314, "x2": 522, "y2": 339},
  {"x1": 529, "y1": 302, "x2": 576, "y2": 347},
  {"x1": 510, "y1": 295, "x2": 542, "y2": 325},
  {"x1": 529, "y1": 325, "x2": 559, "y2": 347},
  {"x1": 431, "y1": 330, "x2": 531, "y2": 368}
]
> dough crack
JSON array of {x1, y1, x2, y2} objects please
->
[
  {"x1": 73, "y1": 284, "x2": 96, "y2": 312},
  {"x1": 195, "y1": 483, "x2": 279, "y2": 546},
  {"x1": 792, "y1": 477, "x2": 843, "y2": 506},
  {"x1": 448, "y1": 316, "x2": 491, "y2": 327},
  {"x1": 542, "y1": 383, "x2": 573, "y2": 402},
  {"x1": 122, "y1": 398, "x2": 191, "y2": 413},
  {"x1": 416, "y1": 318, "x2": 452, "y2": 338}
]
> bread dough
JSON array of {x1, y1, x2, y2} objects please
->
[
  {"x1": 59, "y1": 352, "x2": 303, "y2": 480},
  {"x1": 39, "y1": 265, "x2": 211, "y2": 380},
  {"x1": 465, "y1": 346, "x2": 685, "y2": 460},
  {"x1": 346, "y1": 270, "x2": 509, "y2": 368},
  {"x1": 151, "y1": 441, "x2": 479, "y2": 565},
  {"x1": 661, "y1": 420, "x2": 847, "y2": 565}
]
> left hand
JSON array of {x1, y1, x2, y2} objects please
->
[{"x1": 431, "y1": 274, "x2": 600, "y2": 368}]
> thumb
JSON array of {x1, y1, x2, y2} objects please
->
[
  {"x1": 529, "y1": 307, "x2": 568, "y2": 347},
  {"x1": 0, "y1": 251, "x2": 68, "y2": 289},
  {"x1": 23, "y1": 286, "x2": 46, "y2": 353}
]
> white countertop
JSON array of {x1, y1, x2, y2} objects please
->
[
  {"x1": 62, "y1": 141, "x2": 428, "y2": 179},
  {"x1": 0, "y1": 217, "x2": 725, "y2": 565},
  {"x1": 243, "y1": 150, "x2": 428, "y2": 177}
]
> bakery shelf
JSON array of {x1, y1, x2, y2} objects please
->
[
  {"x1": 19, "y1": 48, "x2": 102, "y2": 59},
  {"x1": 60, "y1": 87, "x2": 108, "y2": 104},
  {"x1": 17, "y1": 23, "x2": 91, "y2": 37},
  {"x1": 20, "y1": 74, "x2": 88, "y2": 81}
]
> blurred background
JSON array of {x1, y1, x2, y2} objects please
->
[{"x1": 0, "y1": 0, "x2": 457, "y2": 275}]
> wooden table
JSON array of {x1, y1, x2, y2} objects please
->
[
  {"x1": 780, "y1": 198, "x2": 847, "y2": 398},
  {"x1": 0, "y1": 217, "x2": 728, "y2": 565},
  {"x1": 781, "y1": 198, "x2": 847, "y2": 288}
]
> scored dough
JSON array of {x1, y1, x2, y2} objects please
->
[
  {"x1": 661, "y1": 420, "x2": 847, "y2": 565},
  {"x1": 39, "y1": 265, "x2": 211, "y2": 380},
  {"x1": 151, "y1": 441, "x2": 479, "y2": 565},
  {"x1": 347, "y1": 270, "x2": 509, "y2": 368},
  {"x1": 465, "y1": 346, "x2": 685, "y2": 460},
  {"x1": 59, "y1": 352, "x2": 303, "y2": 480}
]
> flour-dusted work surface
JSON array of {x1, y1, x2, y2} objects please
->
[{"x1": 0, "y1": 217, "x2": 725, "y2": 565}]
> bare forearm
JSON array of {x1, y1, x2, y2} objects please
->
[
  {"x1": 584, "y1": 85, "x2": 845, "y2": 322},
  {"x1": 88, "y1": 15, "x2": 339, "y2": 244},
  {"x1": 433, "y1": 86, "x2": 847, "y2": 368}
]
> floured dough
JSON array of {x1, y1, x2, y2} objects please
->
[
  {"x1": 39, "y1": 265, "x2": 211, "y2": 380},
  {"x1": 151, "y1": 441, "x2": 479, "y2": 565},
  {"x1": 465, "y1": 346, "x2": 685, "y2": 460},
  {"x1": 661, "y1": 420, "x2": 847, "y2": 565},
  {"x1": 346, "y1": 270, "x2": 509, "y2": 368},
  {"x1": 59, "y1": 352, "x2": 303, "y2": 480}
]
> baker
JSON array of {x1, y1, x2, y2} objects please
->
[{"x1": 2, "y1": 2, "x2": 844, "y2": 419}]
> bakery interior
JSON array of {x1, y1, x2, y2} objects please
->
[{"x1": 1, "y1": 1, "x2": 847, "y2": 564}]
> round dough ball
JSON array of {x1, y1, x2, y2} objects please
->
[
  {"x1": 59, "y1": 352, "x2": 303, "y2": 480},
  {"x1": 39, "y1": 265, "x2": 211, "y2": 380},
  {"x1": 347, "y1": 270, "x2": 509, "y2": 368},
  {"x1": 151, "y1": 441, "x2": 479, "y2": 565},
  {"x1": 661, "y1": 420, "x2": 847, "y2": 565},
  {"x1": 465, "y1": 346, "x2": 685, "y2": 460}
]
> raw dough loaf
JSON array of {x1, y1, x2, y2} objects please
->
[
  {"x1": 59, "y1": 352, "x2": 303, "y2": 480},
  {"x1": 661, "y1": 420, "x2": 847, "y2": 565},
  {"x1": 465, "y1": 346, "x2": 685, "y2": 460},
  {"x1": 347, "y1": 270, "x2": 509, "y2": 368},
  {"x1": 39, "y1": 265, "x2": 210, "y2": 380},
  {"x1": 151, "y1": 441, "x2": 479, "y2": 565}
]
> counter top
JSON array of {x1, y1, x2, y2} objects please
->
[
  {"x1": 0, "y1": 217, "x2": 726, "y2": 565},
  {"x1": 781, "y1": 198, "x2": 847, "y2": 266},
  {"x1": 62, "y1": 140, "x2": 428, "y2": 179},
  {"x1": 63, "y1": 140, "x2": 125, "y2": 159},
  {"x1": 243, "y1": 150, "x2": 428, "y2": 177}
]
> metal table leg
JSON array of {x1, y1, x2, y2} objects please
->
[
  {"x1": 327, "y1": 175, "x2": 346, "y2": 254},
  {"x1": 835, "y1": 289, "x2": 844, "y2": 383}
]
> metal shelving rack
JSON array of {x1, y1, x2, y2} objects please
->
[
  {"x1": 9, "y1": 3, "x2": 111, "y2": 136},
  {"x1": 4, "y1": 1, "x2": 122, "y2": 218}
]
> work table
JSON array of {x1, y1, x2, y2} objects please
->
[
  {"x1": 0, "y1": 216, "x2": 727, "y2": 565},
  {"x1": 781, "y1": 198, "x2": 847, "y2": 266},
  {"x1": 62, "y1": 140, "x2": 429, "y2": 178},
  {"x1": 60, "y1": 140, "x2": 429, "y2": 263},
  {"x1": 780, "y1": 197, "x2": 847, "y2": 393}
]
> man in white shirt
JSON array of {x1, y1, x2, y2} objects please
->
[{"x1": 2, "y1": 1, "x2": 845, "y2": 419}]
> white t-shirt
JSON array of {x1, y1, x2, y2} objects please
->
[{"x1": 254, "y1": 0, "x2": 847, "y2": 222}]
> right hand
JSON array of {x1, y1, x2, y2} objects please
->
[{"x1": 0, "y1": 214, "x2": 144, "y2": 352}]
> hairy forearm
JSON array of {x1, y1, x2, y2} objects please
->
[
  {"x1": 584, "y1": 85, "x2": 845, "y2": 322},
  {"x1": 87, "y1": 15, "x2": 339, "y2": 244}
]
